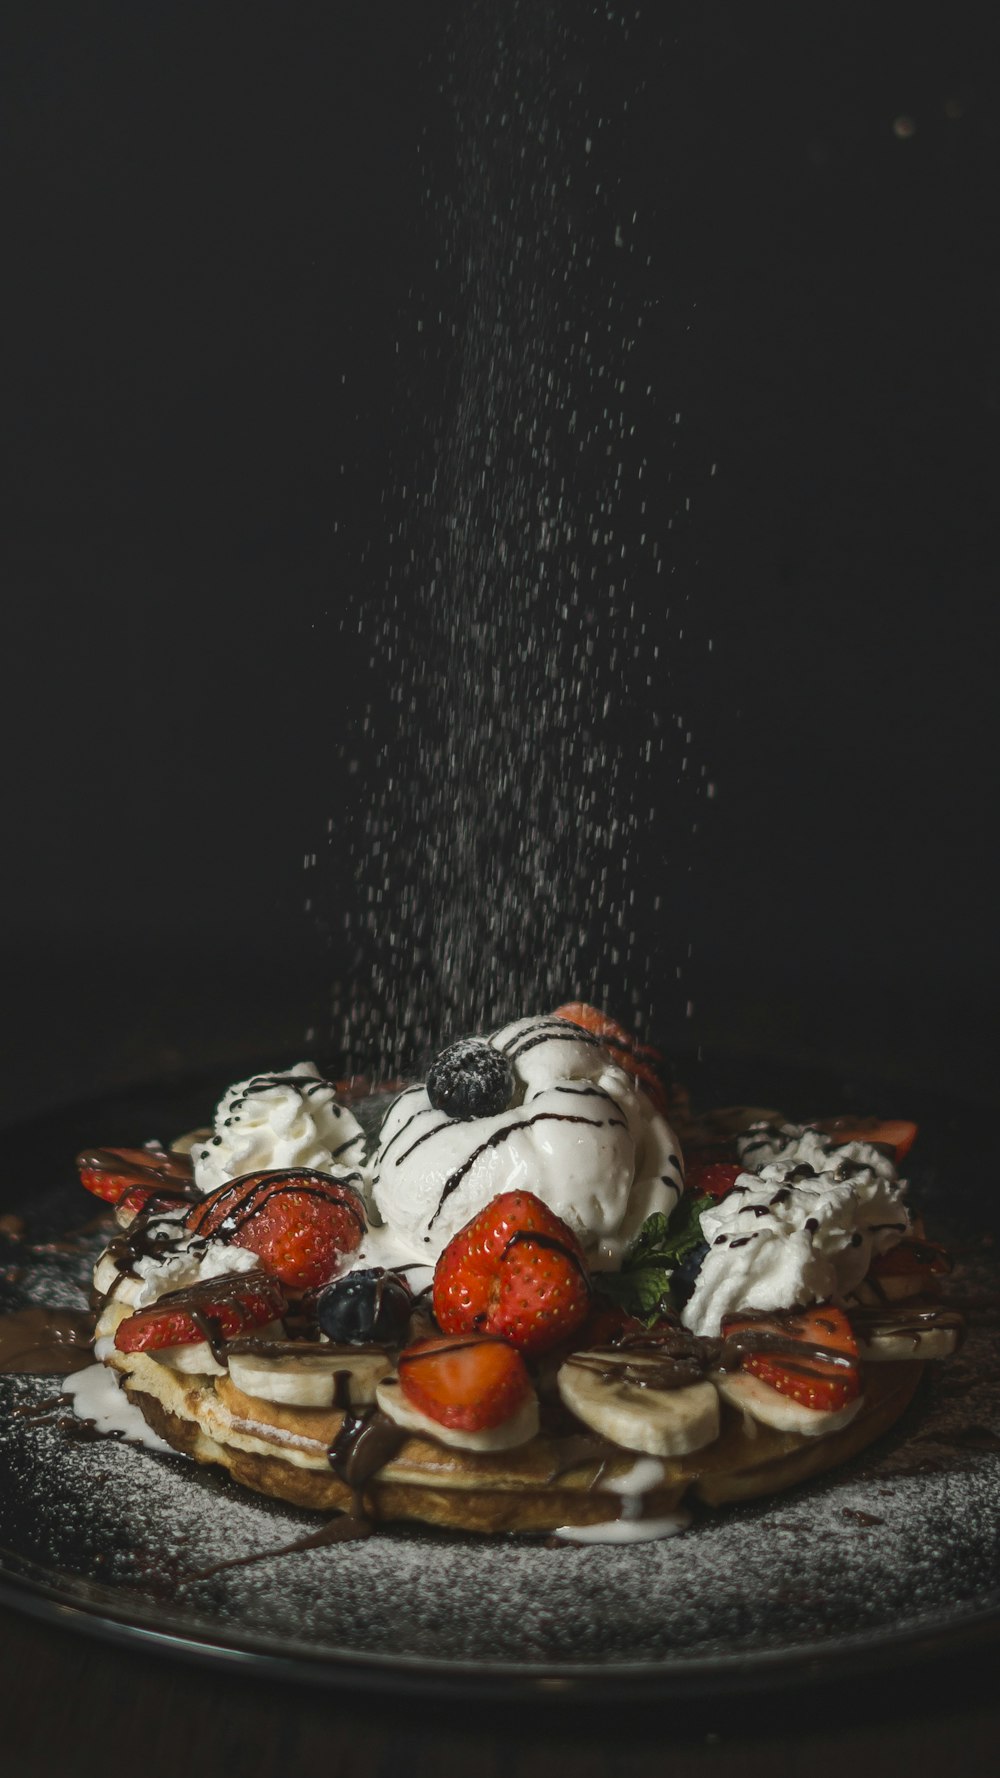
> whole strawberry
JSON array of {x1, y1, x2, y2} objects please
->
[
  {"x1": 433, "y1": 1189, "x2": 591, "y2": 1356},
  {"x1": 185, "y1": 1169, "x2": 366, "y2": 1291}
]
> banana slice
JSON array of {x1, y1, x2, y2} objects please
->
[
  {"x1": 93, "y1": 1254, "x2": 147, "y2": 1304},
  {"x1": 375, "y1": 1376, "x2": 540, "y2": 1451},
  {"x1": 857, "y1": 1323, "x2": 960, "y2": 1363},
  {"x1": 170, "y1": 1127, "x2": 212, "y2": 1156},
  {"x1": 848, "y1": 1273, "x2": 927, "y2": 1305},
  {"x1": 228, "y1": 1348, "x2": 391, "y2": 1409},
  {"x1": 156, "y1": 1341, "x2": 227, "y2": 1377},
  {"x1": 556, "y1": 1349, "x2": 720, "y2": 1457},
  {"x1": 141, "y1": 1318, "x2": 288, "y2": 1380},
  {"x1": 716, "y1": 1370, "x2": 863, "y2": 1437}
]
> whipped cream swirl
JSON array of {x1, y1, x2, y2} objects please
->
[
  {"x1": 93, "y1": 1219, "x2": 262, "y2": 1310},
  {"x1": 736, "y1": 1121, "x2": 898, "y2": 1182},
  {"x1": 369, "y1": 1015, "x2": 683, "y2": 1265},
  {"x1": 681, "y1": 1144, "x2": 911, "y2": 1335},
  {"x1": 192, "y1": 1062, "x2": 365, "y2": 1195}
]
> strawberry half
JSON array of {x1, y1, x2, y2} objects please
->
[
  {"x1": 578, "y1": 1296, "x2": 647, "y2": 1348},
  {"x1": 114, "y1": 1272, "x2": 286, "y2": 1355},
  {"x1": 870, "y1": 1238, "x2": 951, "y2": 1280},
  {"x1": 814, "y1": 1117, "x2": 918, "y2": 1161},
  {"x1": 397, "y1": 1334, "x2": 532, "y2": 1431},
  {"x1": 432, "y1": 1190, "x2": 591, "y2": 1356},
  {"x1": 76, "y1": 1146, "x2": 197, "y2": 1217},
  {"x1": 551, "y1": 1001, "x2": 669, "y2": 1114},
  {"x1": 684, "y1": 1160, "x2": 744, "y2": 1201},
  {"x1": 184, "y1": 1169, "x2": 366, "y2": 1291},
  {"x1": 722, "y1": 1305, "x2": 861, "y2": 1413}
]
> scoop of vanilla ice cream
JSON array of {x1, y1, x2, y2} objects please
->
[
  {"x1": 681, "y1": 1150, "x2": 911, "y2": 1335},
  {"x1": 191, "y1": 1062, "x2": 366, "y2": 1194},
  {"x1": 369, "y1": 1015, "x2": 683, "y2": 1265}
]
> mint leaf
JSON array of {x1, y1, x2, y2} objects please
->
[
  {"x1": 598, "y1": 1265, "x2": 674, "y2": 1321},
  {"x1": 597, "y1": 1195, "x2": 712, "y2": 1324},
  {"x1": 625, "y1": 1193, "x2": 712, "y2": 1271},
  {"x1": 624, "y1": 1212, "x2": 673, "y2": 1266}
]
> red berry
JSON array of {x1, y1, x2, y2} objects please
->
[
  {"x1": 814, "y1": 1118, "x2": 918, "y2": 1161},
  {"x1": 398, "y1": 1334, "x2": 532, "y2": 1431},
  {"x1": 114, "y1": 1273, "x2": 286, "y2": 1355},
  {"x1": 870, "y1": 1238, "x2": 951, "y2": 1279},
  {"x1": 551, "y1": 1002, "x2": 669, "y2": 1113},
  {"x1": 185, "y1": 1170, "x2": 366, "y2": 1290},
  {"x1": 76, "y1": 1146, "x2": 195, "y2": 1214},
  {"x1": 722, "y1": 1305, "x2": 860, "y2": 1413},
  {"x1": 577, "y1": 1296, "x2": 646, "y2": 1348},
  {"x1": 684, "y1": 1160, "x2": 744, "y2": 1201},
  {"x1": 433, "y1": 1190, "x2": 591, "y2": 1356}
]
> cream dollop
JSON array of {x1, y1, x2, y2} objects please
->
[
  {"x1": 736, "y1": 1121, "x2": 899, "y2": 1182},
  {"x1": 681, "y1": 1148, "x2": 911, "y2": 1335},
  {"x1": 368, "y1": 1014, "x2": 683, "y2": 1265},
  {"x1": 93, "y1": 1221, "x2": 262, "y2": 1309},
  {"x1": 191, "y1": 1062, "x2": 365, "y2": 1194}
]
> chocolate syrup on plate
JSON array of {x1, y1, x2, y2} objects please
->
[
  {"x1": 181, "y1": 1512, "x2": 374, "y2": 1582},
  {"x1": 0, "y1": 1306, "x2": 95, "y2": 1375}
]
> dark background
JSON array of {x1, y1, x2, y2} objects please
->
[{"x1": 2, "y1": 0, "x2": 998, "y2": 1128}]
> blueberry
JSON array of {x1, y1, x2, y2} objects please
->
[
  {"x1": 671, "y1": 1240, "x2": 710, "y2": 1308},
  {"x1": 316, "y1": 1268, "x2": 413, "y2": 1346},
  {"x1": 426, "y1": 1037, "x2": 514, "y2": 1120}
]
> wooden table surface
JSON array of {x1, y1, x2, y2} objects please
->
[{"x1": 4, "y1": 1595, "x2": 1000, "y2": 1778}]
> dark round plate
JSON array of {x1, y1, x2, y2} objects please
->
[{"x1": 1, "y1": 1059, "x2": 998, "y2": 1698}]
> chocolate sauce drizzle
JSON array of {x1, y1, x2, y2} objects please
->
[
  {"x1": 500, "y1": 1228, "x2": 592, "y2": 1293},
  {"x1": 97, "y1": 1215, "x2": 198, "y2": 1304},
  {"x1": 190, "y1": 1168, "x2": 366, "y2": 1244},
  {"x1": 0, "y1": 1306, "x2": 95, "y2": 1375},
  {"x1": 76, "y1": 1146, "x2": 200, "y2": 1205},
  {"x1": 573, "y1": 1308, "x2": 875, "y2": 1392},
  {"x1": 497, "y1": 1018, "x2": 602, "y2": 1059},
  {"x1": 137, "y1": 1269, "x2": 286, "y2": 1364},
  {"x1": 426, "y1": 1111, "x2": 627, "y2": 1230},
  {"x1": 182, "y1": 1512, "x2": 374, "y2": 1582},
  {"x1": 848, "y1": 1300, "x2": 966, "y2": 1350},
  {"x1": 326, "y1": 1408, "x2": 407, "y2": 1527}
]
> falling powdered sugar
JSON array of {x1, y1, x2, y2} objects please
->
[{"x1": 319, "y1": 3, "x2": 718, "y2": 1078}]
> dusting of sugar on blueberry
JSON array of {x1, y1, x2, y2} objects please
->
[{"x1": 426, "y1": 1038, "x2": 514, "y2": 1121}]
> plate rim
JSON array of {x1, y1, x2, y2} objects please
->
[{"x1": 1, "y1": 1562, "x2": 998, "y2": 1700}]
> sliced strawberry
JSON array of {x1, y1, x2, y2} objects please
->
[
  {"x1": 814, "y1": 1118, "x2": 918, "y2": 1161},
  {"x1": 578, "y1": 1296, "x2": 647, "y2": 1348},
  {"x1": 76, "y1": 1146, "x2": 195, "y2": 1214},
  {"x1": 114, "y1": 1272, "x2": 286, "y2": 1355},
  {"x1": 870, "y1": 1238, "x2": 951, "y2": 1279},
  {"x1": 551, "y1": 1002, "x2": 669, "y2": 1113},
  {"x1": 397, "y1": 1334, "x2": 532, "y2": 1431},
  {"x1": 722, "y1": 1305, "x2": 861, "y2": 1413},
  {"x1": 684, "y1": 1160, "x2": 744, "y2": 1201},
  {"x1": 185, "y1": 1169, "x2": 366, "y2": 1291},
  {"x1": 433, "y1": 1190, "x2": 591, "y2": 1356}
]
